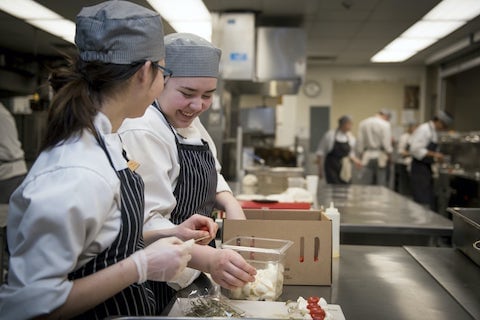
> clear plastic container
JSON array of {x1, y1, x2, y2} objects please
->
[{"x1": 221, "y1": 236, "x2": 293, "y2": 301}]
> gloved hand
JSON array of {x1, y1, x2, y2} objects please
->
[
  {"x1": 208, "y1": 248, "x2": 256, "y2": 290},
  {"x1": 174, "y1": 214, "x2": 218, "y2": 245},
  {"x1": 130, "y1": 237, "x2": 193, "y2": 283}
]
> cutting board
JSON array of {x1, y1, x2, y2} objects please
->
[{"x1": 168, "y1": 298, "x2": 346, "y2": 319}]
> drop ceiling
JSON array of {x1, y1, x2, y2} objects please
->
[{"x1": 1, "y1": 0, "x2": 480, "y2": 65}]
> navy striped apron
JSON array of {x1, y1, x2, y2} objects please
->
[
  {"x1": 68, "y1": 133, "x2": 156, "y2": 319},
  {"x1": 153, "y1": 102, "x2": 217, "y2": 224},
  {"x1": 151, "y1": 103, "x2": 217, "y2": 310}
]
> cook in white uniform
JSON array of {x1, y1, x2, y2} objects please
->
[
  {"x1": 356, "y1": 109, "x2": 393, "y2": 186},
  {"x1": 316, "y1": 115, "x2": 362, "y2": 184},
  {"x1": 120, "y1": 34, "x2": 244, "y2": 228},
  {"x1": 119, "y1": 33, "x2": 255, "y2": 309},
  {"x1": 0, "y1": 2, "x2": 195, "y2": 318},
  {"x1": 409, "y1": 111, "x2": 453, "y2": 208},
  {"x1": 0, "y1": 102, "x2": 27, "y2": 203}
]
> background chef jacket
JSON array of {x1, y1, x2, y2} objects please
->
[
  {"x1": 0, "y1": 113, "x2": 125, "y2": 318},
  {"x1": 356, "y1": 115, "x2": 393, "y2": 158},
  {"x1": 409, "y1": 121, "x2": 437, "y2": 161},
  {"x1": 0, "y1": 103, "x2": 27, "y2": 181},
  {"x1": 119, "y1": 105, "x2": 231, "y2": 232},
  {"x1": 316, "y1": 129, "x2": 356, "y2": 158}
]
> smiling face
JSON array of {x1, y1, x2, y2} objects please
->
[{"x1": 157, "y1": 77, "x2": 217, "y2": 128}]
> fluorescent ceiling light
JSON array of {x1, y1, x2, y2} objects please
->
[
  {"x1": 0, "y1": 0, "x2": 75, "y2": 43},
  {"x1": 385, "y1": 38, "x2": 437, "y2": 52},
  {"x1": 371, "y1": 0, "x2": 480, "y2": 63},
  {"x1": 424, "y1": 0, "x2": 480, "y2": 20},
  {"x1": 402, "y1": 21, "x2": 465, "y2": 39},
  {"x1": 147, "y1": 0, "x2": 212, "y2": 41}
]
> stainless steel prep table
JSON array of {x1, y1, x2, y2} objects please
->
[
  {"x1": 405, "y1": 246, "x2": 480, "y2": 319},
  {"x1": 161, "y1": 245, "x2": 475, "y2": 320},
  {"x1": 316, "y1": 185, "x2": 453, "y2": 246}
]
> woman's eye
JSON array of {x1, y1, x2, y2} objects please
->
[
  {"x1": 202, "y1": 95, "x2": 212, "y2": 100},
  {"x1": 180, "y1": 92, "x2": 193, "y2": 98}
]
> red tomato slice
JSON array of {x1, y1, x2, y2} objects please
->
[
  {"x1": 311, "y1": 308, "x2": 326, "y2": 317},
  {"x1": 308, "y1": 296, "x2": 320, "y2": 304}
]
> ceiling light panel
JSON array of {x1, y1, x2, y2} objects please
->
[{"x1": 371, "y1": 0, "x2": 480, "y2": 63}]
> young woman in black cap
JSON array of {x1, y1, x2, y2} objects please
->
[{"x1": 0, "y1": 1, "x2": 198, "y2": 318}]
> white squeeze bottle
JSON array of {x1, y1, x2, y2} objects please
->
[{"x1": 325, "y1": 202, "x2": 340, "y2": 257}]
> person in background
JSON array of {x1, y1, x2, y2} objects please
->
[
  {"x1": 409, "y1": 110, "x2": 453, "y2": 209},
  {"x1": 0, "y1": 2, "x2": 195, "y2": 318},
  {"x1": 316, "y1": 115, "x2": 362, "y2": 184},
  {"x1": 397, "y1": 121, "x2": 418, "y2": 160},
  {"x1": 356, "y1": 109, "x2": 393, "y2": 186},
  {"x1": 0, "y1": 102, "x2": 27, "y2": 203},
  {"x1": 119, "y1": 33, "x2": 253, "y2": 309},
  {"x1": 395, "y1": 121, "x2": 418, "y2": 195}
]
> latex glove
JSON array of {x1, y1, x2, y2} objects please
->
[
  {"x1": 174, "y1": 214, "x2": 218, "y2": 245},
  {"x1": 131, "y1": 237, "x2": 193, "y2": 283},
  {"x1": 208, "y1": 248, "x2": 256, "y2": 290}
]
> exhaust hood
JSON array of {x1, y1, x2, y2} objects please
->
[{"x1": 215, "y1": 13, "x2": 306, "y2": 96}]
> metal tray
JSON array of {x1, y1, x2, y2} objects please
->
[{"x1": 447, "y1": 207, "x2": 480, "y2": 267}]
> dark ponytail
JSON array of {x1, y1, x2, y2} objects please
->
[{"x1": 42, "y1": 54, "x2": 156, "y2": 151}]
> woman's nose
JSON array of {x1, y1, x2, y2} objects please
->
[{"x1": 189, "y1": 98, "x2": 204, "y2": 111}]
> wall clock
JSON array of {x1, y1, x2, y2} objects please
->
[{"x1": 303, "y1": 80, "x2": 321, "y2": 97}]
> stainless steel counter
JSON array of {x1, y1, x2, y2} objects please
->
[
  {"x1": 316, "y1": 185, "x2": 453, "y2": 246},
  {"x1": 164, "y1": 245, "x2": 475, "y2": 320},
  {"x1": 405, "y1": 246, "x2": 480, "y2": 319}
]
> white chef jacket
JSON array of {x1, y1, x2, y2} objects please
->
[
  {"x1": 118, "y1": 105, "x2": 231, "y2": 232},
  {"x1": 356, "y1": 115, "x2": 393, "y2": 156},
  {"x1": 0, "y1": 113, "x2": 124, "y2": 319},
  {"x1": 409, "y1": 121, "x2": 437, "y2": 161},
  {"x1": 0, "y1": 103, "x2": 27, "y2": 180},
  {"x1": 316, "y1": 129, "x2": 356, "y2": 158}
]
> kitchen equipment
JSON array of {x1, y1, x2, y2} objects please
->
[
  {"x1": 245, "y1": 166, "x2": 304, "y2": 194},
  {"x1": 447, "y1": 207, "x2": 480, "y2": 267},
  {"x1": 221, "y1": 236, "x2": 293, "y2": 301}
]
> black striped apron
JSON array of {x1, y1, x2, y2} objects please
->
[
  {"x1": 151, "y1": 102, "x2": 217, "y2": 311},
  {"x1": 68, "y1": 134, "x2": 156, "y2": 319},
  {"x1": 325, "y1": 130, "x2": 351, "y2": 184}
]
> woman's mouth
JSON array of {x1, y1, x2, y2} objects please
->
[{"x1": 180, "y1": 110, "x2": 195, "y2": 117}]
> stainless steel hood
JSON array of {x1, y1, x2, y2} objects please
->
[
  {"x1": 223, "y1": 79, "x2": 302, "y2": 96},
  {"x1": 215, "y1": 13, "x2": 306, "y2": 96}
]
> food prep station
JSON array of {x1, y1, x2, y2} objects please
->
[
  {"x1": 104, "y1": 184, "x2": 480, "y2": 320},
  {"x1": 107, "y1": 245, "x2": 479, "y2": 320}
]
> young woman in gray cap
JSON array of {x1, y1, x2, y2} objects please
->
[
  {"x1": 409, "y1": 110, "x2": 453, "y2": 208},
  {"x1": 0, "y1": 1, "x2": 204, "y2": 318},
  {"x1": 119, "y1": 33, "x2": 256, "y2": 310}
]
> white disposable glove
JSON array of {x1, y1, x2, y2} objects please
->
[{"x1": 131, "y1": 237, "x2": 193, "y2": 283}]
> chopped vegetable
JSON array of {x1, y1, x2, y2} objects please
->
[{"x1": 185, "y1": 298, "x2": 245, "y2": 317}]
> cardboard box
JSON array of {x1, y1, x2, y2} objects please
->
[{"x1": 222, "y1": 209, "x2": 332, "y2": 285}]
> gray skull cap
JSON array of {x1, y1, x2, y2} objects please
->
[
  {"x1": 165, "y1": 33, "x2": 221, "y2": 78},
  {"x1": 75, "y1": 0, "x2": 165, "y2": 64}
]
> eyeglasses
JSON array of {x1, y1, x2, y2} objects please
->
[{"x1": 152, "y1": 62, "x2": 173, "y2": 79}]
